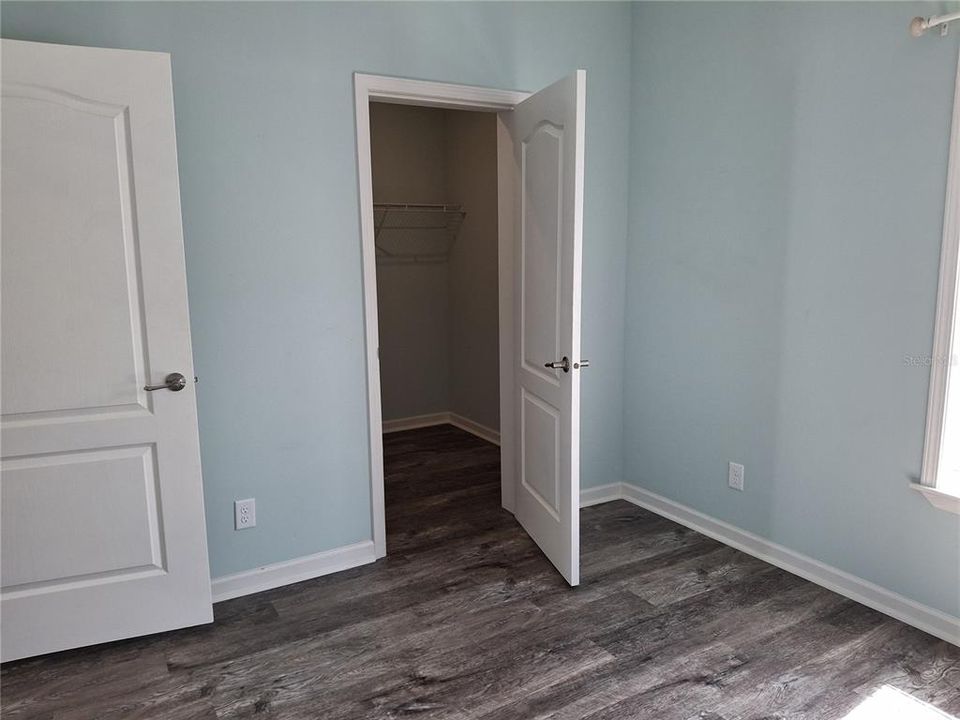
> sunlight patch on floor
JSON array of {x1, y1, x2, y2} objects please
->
[{"x1": 843, "y1": 685, "x2": 957, "y2": 720}]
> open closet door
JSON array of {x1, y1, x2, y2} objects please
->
[{"x1": 508, "y1": 70, "x2": 585, "y2": 586}]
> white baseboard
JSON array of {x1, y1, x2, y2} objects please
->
[
  {"x1": 581, "y1": 482, "x2": 959, "y2": 646},
  {"x1": 382, "y1": 412, "x2": 451, "y2": 434},
  {"x1": 447, "y1": 413, "x2": 500, "y2": 446},
  {"x1": 580, "y1": 482, "x2": 623, "y2": 507},
  {"x1": 211, "y1": 540, "x2": 376, "y2": 603},
  {"x1": 212, "y1": 482, "x2": 958, "y2": 641},
  {"x1": 382, "y1": 411, "x2": 500, "y2": 446}
]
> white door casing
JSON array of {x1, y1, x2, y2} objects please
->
[
  {"x1": 353, "y1": 74, "x2": 529, "y2": 558},
  {"x1": 508, "y1": 71, "x2": 586, "y2": 586},
  {"x1": 1, "y1": 40, "x2": 212, "y2": 661}
]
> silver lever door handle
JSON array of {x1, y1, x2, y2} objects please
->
[
  {"x1": 545, "y1": 357, "x2": 570, "y2": 373},
  {"x1": 144, "y1": 372, "x2": 188, "y2": 392}
]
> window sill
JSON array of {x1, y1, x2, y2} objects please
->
[{"x1": 911, "y1": 483, "x2": 960, "y2": 515}]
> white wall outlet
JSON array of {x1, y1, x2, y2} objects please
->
[
  {"x1": 728, "y1": 462, "x2": 745, "y2": 491},
  {"x1": 234, "y1": 498, "x2": 256, "y2": 529}
]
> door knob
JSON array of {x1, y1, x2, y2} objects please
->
[
  {"x1": 545, "y1": 357, "x2": 570, "y2": 373},
  {"x1": 543, "y1": 358, "x2": 590, "y2": 373},
  {"x1": 144, "y1": 372, "x2": 188, "y2": 392}
]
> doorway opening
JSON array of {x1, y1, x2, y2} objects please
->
[
  {"x1": 369, "y1": 101, "x2": 503, "y2": 553},
  {"x1": 355, "y1": 72, "x2": 586, "y2": 586}
]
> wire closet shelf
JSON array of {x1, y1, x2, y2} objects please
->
[{"x1": 373, "y1": 203, "x2": 466, "y2": 264}]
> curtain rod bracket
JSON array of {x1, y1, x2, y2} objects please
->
[{"x1": 912, "y1": 12, "x2": 960, "y2": 37}]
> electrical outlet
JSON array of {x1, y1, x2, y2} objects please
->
[
  {"x1": 728, "y1": 462, "x2": 744, "y2": 491},
  {"x1": 234, "y1": 498, "x2": 256, "y2": 529}
]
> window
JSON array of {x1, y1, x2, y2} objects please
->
[{"x1": 917, "y1": 52, "x2": 960, "y2": 514}]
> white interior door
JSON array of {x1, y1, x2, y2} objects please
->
[
  {"x1": 1, "y1": 39, "x2": 212, "y2": 661},
  {"x1": 509, "y1": 71, "x2": 586, "y2": 586}
]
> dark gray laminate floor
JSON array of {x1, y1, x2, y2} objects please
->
[{"x1": 2, "y1": 424, "x2": 958, "y2": 719}]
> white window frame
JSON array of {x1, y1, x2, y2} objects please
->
[{"x1": 916, "y1": 50, "x2": 960, "y2": 514}]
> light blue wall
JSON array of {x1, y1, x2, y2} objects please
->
[
  {"x1": 1, "y1": 2, "x2": 630, "y2": 578},
  {"x1": 627, "y1": 2, "x2": 960, "y2": 617}
]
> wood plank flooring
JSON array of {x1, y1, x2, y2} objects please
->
[{"x1": 2, "y1": 424, "x2": 958, "y2": 719}]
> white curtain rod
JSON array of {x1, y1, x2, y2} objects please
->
[{"x1": 912, "y1": 11, "x2": 960, "y2": 37}]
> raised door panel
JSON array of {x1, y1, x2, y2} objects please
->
[
  {"x1": 520, "y1": 122, "x2": 563, "y2": 384},
  {"x1": 520, "y1": 389, "x2": 560, "y2": 518},
  {"x1": 1, "y1": 446, "x2": 164, "y2": 590},
  {"x1": 2, "y1": 87, "x2": 147, "y2": 418}
]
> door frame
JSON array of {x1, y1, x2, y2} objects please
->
[{"x1": 353, "y1": 73, "x2": 530, "y2": 557}]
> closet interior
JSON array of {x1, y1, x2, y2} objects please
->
[{"x1": 370, "y1": 102, "x2": 501, "y2": 441}]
